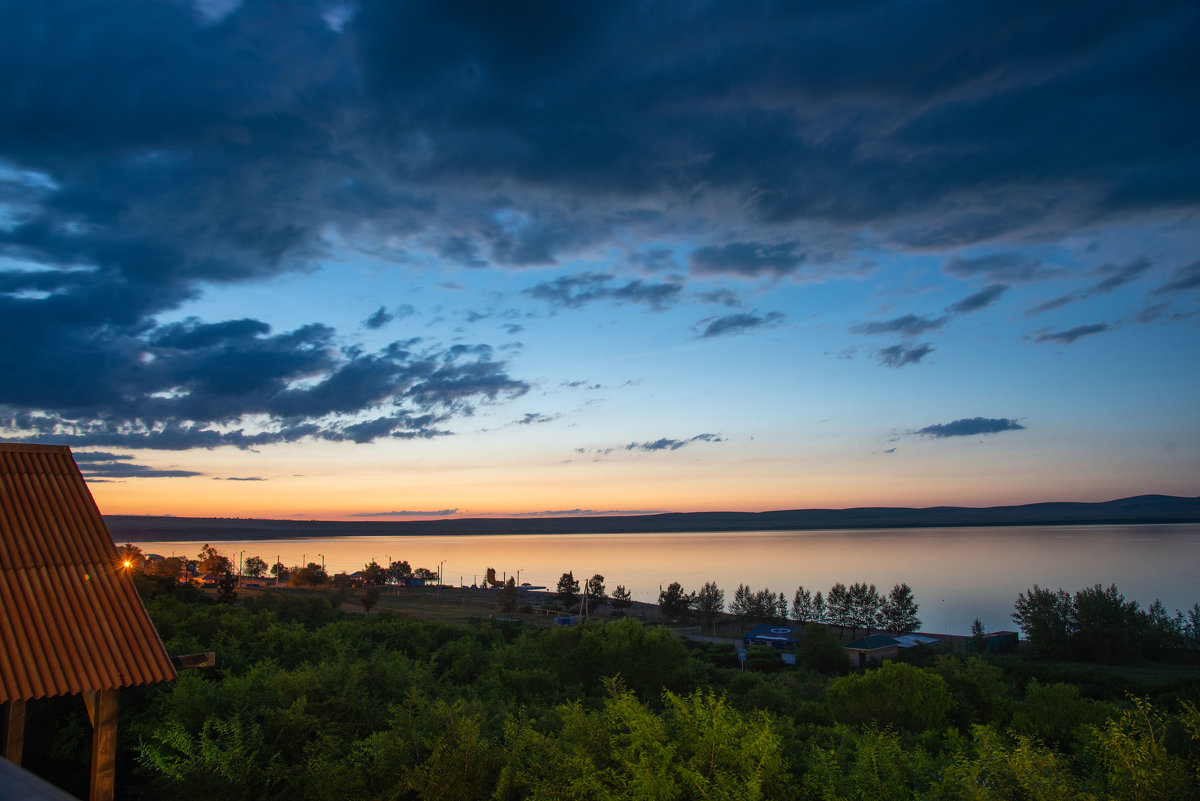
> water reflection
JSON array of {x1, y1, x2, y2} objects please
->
[{"x1": 129, "y1": 524, "x2": 1199, "y2": 635}]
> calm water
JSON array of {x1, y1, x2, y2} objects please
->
[{"x1": 125, "y1": 524, "x2": 1200, "y2": 635}]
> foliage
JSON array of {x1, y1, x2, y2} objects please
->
[
  {"x1": 196, "y1": 543, "x2": 232, "y2": 575},
  {"x1": 586, "y1": 573, "x2": 606, "y2": 606},
  {"x1": 794, "y1": 623, "x2": 851, "y2": 675},
  {"x1": 791, "y1": 585, "x2": 815, "y2": 622},
  {"x1": 695, "y1": 581, "x2": 724, "y2": 633},
  {"x1": 361, "y1": 559, "x2": 387, "y2": 585},
  {"x1": 658, "y1": 581, "x2": 695, "y2": 620},
  {"x1": 555, "y1": 571, "x2": 580, "y2": 608},
  {"x1": 288, "y1": 561, "x2": 328, "y2": 587},
  {"x1": 118, "y1": 542, "x2": 145, "y2": 569},
  {"x1": 215, "y1": 572, "x2": 238, "y2": 604},
  {"x1": 826, "y1": 661, "x2": 953, "y2": 733},
  {"x1": 242, "y1": 555, "x2": 267, "y2": 577},
  {"x1": 847, "y1": 581, "x2": 883, "y2": 638},
  {"x1": 360, "y1": 586, "x2": 380, "y2": 614},
  {"x1": 881, "y1": 582, "x2": 922, "y2": 634},
  {"x1": 610, "y1": 584, "x2": 632, "y2": 610},
  {"x1": 497, "y1": 577, "x2": 517, "y2": 612}
]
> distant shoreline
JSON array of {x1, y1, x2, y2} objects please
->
[{"x1": 105, "y1": 493, "x2": 1200, "y2": 542}]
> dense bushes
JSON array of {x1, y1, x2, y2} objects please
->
[{"x1": 22, "y1": 583, "x2": 1200, "y2": 800}]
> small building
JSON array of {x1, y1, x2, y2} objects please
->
[
  {"x1": 1, "y1": 443, "x2": 177, "y2": 800},
  {"x1": 743, "y1": 624, "x2": 802, "y2": 650},
  {"x1": 844, "y1": 633, "x2": 901, "y2": 668}
]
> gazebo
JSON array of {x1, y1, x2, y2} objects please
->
[{"x1": 0, "y1": 443, "x2": 178, "y2": 801}]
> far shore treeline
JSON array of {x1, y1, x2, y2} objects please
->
[{"x1": 106, "y1": 493, "x2": 1200, "y2": 541}]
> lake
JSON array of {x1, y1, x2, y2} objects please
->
[{"x1": 122, "y1": 523, "x2": 1200, "y2": 635}]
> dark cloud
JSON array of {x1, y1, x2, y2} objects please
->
[
  {"x1": 883, "y1": 447, "x2": 897, "y2": 454},
  {"x1": 0, "y1": 313, "x2": 528, "y2": 448},
  {"x1": 350, "y1": 509, "x2": 459, "y2": 517},
  {"x1": 851, "y1": 314, "x2": 946, "y2": 337},
  {"x1": 524, "y1": 272, "x2": 682, "y2": 310},
  {"x1": 1153, "y1": 259, "x2": 1200, "y2": 295},
  {"x1": 698, "y1": 311, "x2": 785, "y2": 339},
  {"x1": 509, "y1": 508, "x2": 664, "y2": 517},
  {"x1": 72, "y1": 451, "x2": 202, "y2": 478},
  {"x1": 915, "y1": 417, "x2": 1026, "y2": 438},
  {"x1": 947, "y1": 284, "x2": 1007, "y2": 315},
  {"x1": 364, "y1": 307, "x2": 393, "y2": 329},
  {"x1": 1034, "y1": 323, "x2": 1111, "y2": 344},
  {"x1": 218, "y1": 476, "x2": 267, "y2": 481},
  {"x1": 1027, "y1": 258, "x2": 1151, "y2": 315},
  {"x1": 2, "y1": 0, "x2": 1198, "y2": 455},
  {"x1": 690, "y1": 242, "x2": 806, "y2": 278},
  {"x1": 625, "y1": 433, "x2": 724, "y2": 452},
  {"x1": 516, "y1": 412, "x2": 554, "y2": 425},
  {"x1": 943, "y1": 254, "x2": 1050, "y2": 283},
  {"x1": 876, "y1": 343, "x2": 934, "y2": 367}
]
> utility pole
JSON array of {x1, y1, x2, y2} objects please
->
[{"x1": 438, "y1": 560, "x2": 444, "y2": 599}]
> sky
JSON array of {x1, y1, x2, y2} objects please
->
[{"x1": 1, "y1": 0, "x2": 1198, "y2": 520}]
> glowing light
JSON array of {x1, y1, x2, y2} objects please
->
[{"x1": 124, "y1": 560, "x2": 132, "y2": 568}]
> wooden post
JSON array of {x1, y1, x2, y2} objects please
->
[
  {"x1": 88, "y1": 689, "x2": 119, "y2": 801},
  {"x1": 2, "y1": 699, "x2": 26, "y2": 764}
]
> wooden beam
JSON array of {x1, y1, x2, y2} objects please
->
[
  {"x1": 2, "y1": 699, "x2": 25, "y2": 765},
  {"x1": 169, "y1": 652, "x2": 216, "y2": 670},
  {"x1": 89, "y1": 688, "x2": 118, "y2": 801}
]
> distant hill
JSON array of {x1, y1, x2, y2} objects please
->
[{"x1": 105, "y1": 494, "x2": 1200, "y2": 542}]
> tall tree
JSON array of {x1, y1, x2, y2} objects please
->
[
  {"x1": 390, "y1": 560, "x2": 412, "y2": 579},
  {"x1": 791, "y1": 586, "x2": 815, "y2": 623},
  {"x1": 556, "y1": 571, "x2": 581, "y2": 608},
  {"x1": 497, "y1": 577, "x2": 518, "y2": 612},
  {"x1": 696, "y1": 581, "x2": 725, "y2": 636},
  {"x1": 730, "y1": 584, "x2": 753, "y2": 630},
  {"x1": 827, "y1": 583, "x2": 851, "y2": 636},
  {"x1": 197, "y1": 544, "x2": 232, "y2": 575},
  {"x1": 1012, "y1": 585, "x2": 1074, "y2": 659},
  {"x1": 777, "y1": 592, "x2": 789, "y2": 624},
  {"x1": 360, "y1": 586, "x2": 380, "y2": 614},
  {"x1": 117, "y1": 543, "x2": 145, "y2": 570},
  {"x1": 587, "y1": 574, "x2": 607, "y2": 607},
  {"x1": 362, "y1": 560, "x2": 387, "y2": 585},
  {"x1": 880, "y1": 582, "x2": 922, "y2": 634},
  {"x1": 813, "y1": 590, "x2": 827, "y2": 624},
  {"x1": 610, "y1": 584, "x2": 632, "y2": 611},
  {"x1": 847, "y1": 582, "x2": 882, "y2": 638},
  {"x1": 659, "y1": 582, "x2": 695, "y2": 621},
  {"x1": 243, "y1": 555, "x2": 267, "y2": 578}
]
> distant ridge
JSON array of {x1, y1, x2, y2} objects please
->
[{"x1": 105, "y1": 494, "x2": 1200, "y2": 542}]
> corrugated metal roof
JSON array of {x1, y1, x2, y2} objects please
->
[{"x1": 0, "y1": 443, "x2": 176, "y2": 703}]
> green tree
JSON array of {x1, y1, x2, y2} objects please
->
[
  {"x1": 880, "y1": 582, "x2": 922, "y2": 634},
  {"x1": 827, "y1": 661, "x2": 953, "y2": 733},
  {"x1": 413, "y1": 566, "x2": 438, "y2": 580},
  {"x1": 269, "y1": 560, "x2": 288, "y2": 581},
  {"x1": 556, "y1": 571, "x2": 581, "y2": 608},
  {"x1": 497, "y1": 577, "x2": 517, "y2": 612},
  {"x1": 695, "y1": 581, "x2": 724, "y2": 635},
  {"x1": 361, "y1": 559, "x2": 387, "y2": 586},
  {"x1": 586, "y1": 573, "x2": 607, "y2": 607},
  {"x1": 795, "y1": 622, "x2": 851, "y2": 675},
  {"x1": 791, "y1": 585, "x2": 815, "y2": 622},
  {"x1": 847, "y1": 582, "x2": 882, "y2": 637},
  {"x1": 118, "y1": 542, "x2": 145, "y2": 570},
  {"x1": 730, "y1": 584, "x2": 753, "y2": 630},
  {"x1": 242, "y1": 555, "x2": 267, "y2": 578},
  {"x1": 1072, "y1": 583, "x2": 1139, "y2": 662},
  {"x1": 659, "y1": 582, "x2": 695, "y2": 621},
  {"x1": 289, "y1": 562, "x2": 328, "y2": 587},
  {"x1": 197, "y1": 544, "x2": 232, "y2": 575},
  {"x1": 1090, "y1": 696, "x2": 1194, "y2": 801},
  {"x1": 360, "y1": 586, "x2": 380, "y2": 614},
  {"x1": 215, "y1": 572, "x2": 238, "y2": 604},
  {"x1": 827, "y1": 582, "x2": 851, "y2": 636},
  {"x1": 390, "y1": 559, "x2": 412, "y2": 579},
  {"x1": 610, "y1": 584, "x2": 632, "y2": 611},
  {"x1": 1012, "y1": 584, "x2": 1074, "y2": 659},
  {"x1": 970, "y1": 617, "x2": 988, "y2": 653}
]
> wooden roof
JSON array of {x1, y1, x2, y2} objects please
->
[{"x1": 0, "y1": 443, "x2": 176, "y2": 703}]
